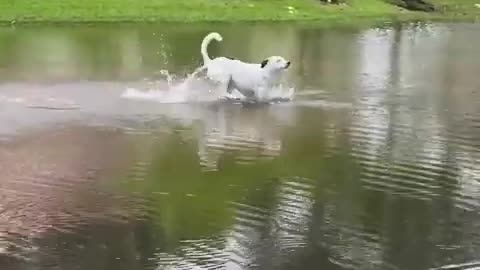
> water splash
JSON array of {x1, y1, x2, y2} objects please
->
[{"x1": 121, "y1": 69, "x2": 295, "y2": 104}]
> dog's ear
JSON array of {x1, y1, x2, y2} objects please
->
[{"x1": 261, "y1": 59, "x2": 269, "y2": 68}]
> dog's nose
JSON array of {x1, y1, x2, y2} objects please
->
[{"x1": 285, "y1": 61, "x2": 291, "y2": 68}]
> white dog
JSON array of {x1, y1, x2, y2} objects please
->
[{"x1": 198, "y1": 32, "x2": 290, "y2": 101}]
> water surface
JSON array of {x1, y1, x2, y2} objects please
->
[{"x1": 0, "y1": 22, "x2": 479, "y2": 270}]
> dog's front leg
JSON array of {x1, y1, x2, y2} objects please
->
[{"x1": 256, "y1": 86, "x2": 267, "y2": 102}]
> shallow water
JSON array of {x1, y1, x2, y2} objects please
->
[{"x1": 0, "y1": 22, "x2": 479, "y2": 270}]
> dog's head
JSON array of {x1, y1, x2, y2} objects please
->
[{"x1": 260, "y1": 56, "x2": 291, "y2": 71}]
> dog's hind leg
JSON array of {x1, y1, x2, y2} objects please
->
[
  {"x1": 222, "y1": 76, "x2": 240, "y2": 100},
  {"x1": 226, "y1": 75, "x2": 235, "y2": 94}
]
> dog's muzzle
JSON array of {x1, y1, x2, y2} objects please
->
[{"x1": 285, "y1": 61, "x2": 291, "y2": 68}]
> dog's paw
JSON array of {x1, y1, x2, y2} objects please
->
[
  {"x1": 225, "y1": 96, "x2": 240, "y2": 101},
  {"x1": 220, "y1": 93, "x2": 241, "y2": 101}
]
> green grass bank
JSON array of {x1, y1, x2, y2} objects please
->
[{"x1": 1, "y1": 0, "x2": 479, "y2": 24}]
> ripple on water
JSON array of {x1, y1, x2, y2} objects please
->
[
  {"x1": 348, "y1": 103, "x2": 480, "y2": 211},
  {"x1": 144, "y1": 177, "x2": 316, "y2": 270},
  {"x1": 431, "y1": 261, "x2": 480, "y2": 270},
  {"x1": 152, "y1": 236, "x2": 229, "y2": 270},
  {"x1": 317, "y1": 199, "x2": 388, "y2": 270},
  {"x1": 0, "y1": 126, "x2": 140, "y2": 263},
  {"x1": 271, "y1": 177, "x2": 315, "y2": 251}
]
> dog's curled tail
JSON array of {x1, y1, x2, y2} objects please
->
[{"x1": 201, "y1": 32, "x2": 223, "y2": 64}]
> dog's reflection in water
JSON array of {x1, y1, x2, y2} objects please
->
[{"x1": 195, "y1": 103, "x2": 294, "y2": 171}]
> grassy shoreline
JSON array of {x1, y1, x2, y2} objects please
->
[{"x1": 1, "y1": 0, "x2": 479, "y2": 25}]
